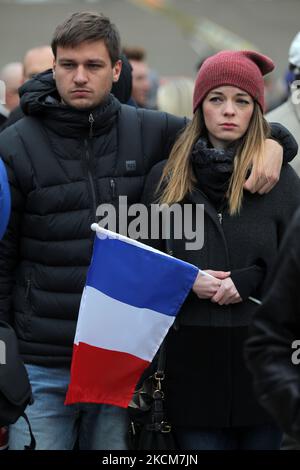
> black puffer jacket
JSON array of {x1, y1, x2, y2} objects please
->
[
  {"x1": 245, "y1": 207, "x2": 300, "y2": 440},
  {"x1": 0, "y1": 71, "x2": 186, "y2": 366}
]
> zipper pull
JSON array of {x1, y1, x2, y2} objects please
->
[
  {"x1": 89, "y1": 113, "x2": 94, "y2": 139},
  {"x1": 217, "y1": 213, "x2": 223, "y2": 225},
  {"x1": 110, "y1": 179, "x2": 116, "y2": 198}
]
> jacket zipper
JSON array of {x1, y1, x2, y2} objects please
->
[
  {"x1": 84, "y1": 113, "x2": 97, "y2": 220},
  {"x1": 194, "y1": 188, "x2": 224, "y2": 228},
  {"x1": 89, "y1": 113, "x2": 94, "y2": 139},
  {"x1": 216, "y1": 208, "x2": 232, "y2": 426},
  {"x1": 193, "y1": 190, "x2": 233, "y2": 424}
]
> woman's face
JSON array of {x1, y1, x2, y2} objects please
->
[{"x1": 202, "y1": 86, "x2": 254, "y2": 149}]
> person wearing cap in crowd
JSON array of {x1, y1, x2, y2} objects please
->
[
  {"x1": 267, "y1": 32, "x2": 300, "y2": 175},
  {"x1": 141, "y1": 50, "x2": 300, "y2": 450}
]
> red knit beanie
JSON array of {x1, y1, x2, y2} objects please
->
[{"x1": 193, "y1": 50, "x2": 274, "y2": 113}]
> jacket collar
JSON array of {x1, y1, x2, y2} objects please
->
[{"x1": 19, "y1": 69, "x2": 121, "y2": 138}]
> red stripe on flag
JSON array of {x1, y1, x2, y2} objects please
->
[{"x1": 65, "y1": 343, "x2": 150, "y2": 408}]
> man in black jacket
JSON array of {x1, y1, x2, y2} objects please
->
[
  {"x1": 0, "y1": 11, "x2": 296, "y2": 450},
  {"x1": 246, "y1": 207, "x2": 300, "y2": 445}
]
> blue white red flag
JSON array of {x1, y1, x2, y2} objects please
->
[{"x1": 65, "y1": 224, "x2": 198, "y2": 408}]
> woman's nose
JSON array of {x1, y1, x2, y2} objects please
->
[{"x1": 223, "y1": 100, "x2": 235, "y2": 115}]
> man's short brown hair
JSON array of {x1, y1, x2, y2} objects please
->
[
  {"x1": 122, "y1": 46, "x2": 146, "y2": 62},
  {"x1": 51, "y1": 11, "x2": 121, "y2": 65}
]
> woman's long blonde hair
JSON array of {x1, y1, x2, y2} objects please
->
[{"x1": 157, "y1": 102, "x2": 271, "y2": 215}]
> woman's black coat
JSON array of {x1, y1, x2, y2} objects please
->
[{"x1": 141, "y1": 159, "x2": 300, "y2": 428}]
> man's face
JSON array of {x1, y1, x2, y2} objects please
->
[
  {"x1": 130, "y1": 60, "x2": 151, "y2": 107},
  {"x1": 53, "y1": 40, "x2": 121, "y2": 110}
]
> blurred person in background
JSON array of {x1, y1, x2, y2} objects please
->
[
  {"x1": 23, "y1": 45, "x2": 54, "y2": 81},
  {"x1": 263, "y1": 74, "x2": 286, "y2": 113},
  {"x1": 0, "y1": 425, "x2": 8, "y2": 451},
  {"x1": 122, "y1": 46, "x2": 151, "y2": 108},
  {"x1": 250, "y1": 35, "x2": 300, "y2": 450},
  {"x1": 0, "y1": 62, "x2": 23, "y2": 127},
  {"x1": 111, "y1": 53, "x2": 133, "y2": 104},
  {"x1": 267, "y1": 32, "x2": 300, "y2": 175},
  {"x1": 147, "y1": 68, "x2": 160, "y2": 109},
  {"x1": 157, "y1": 78, "x2": 194, "y2": 119},
  {"x1": 245, "y1": 206, "x2": 300, "y2": 447},
  {"x1": 1, "y1": 46, "x2": 54, "y2": 131}
]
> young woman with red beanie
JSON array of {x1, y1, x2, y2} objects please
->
[{"x1": 141, "y1": 50, "x2": 300, "y2": 450}]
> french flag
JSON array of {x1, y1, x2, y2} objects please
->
[{"x1": 65, "y1": 224, "x2": 198, "y2": 408}]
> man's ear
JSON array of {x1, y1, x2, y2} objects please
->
[{"x1": 113, "y1": 59, "x2": 122, "y2": 83}]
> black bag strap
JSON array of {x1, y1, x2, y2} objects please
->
[
  {"x1": 116, "y1": 105, "x2": 145, "y2": 176},
  {"x1": 22, "y1": 412, "x2": 36, "y2": 450},
  {"x1": 147, "y1": 341, "x2": 172, "y2": 434},
  {"x1": 156, "y1": 340, "x2": 166, "y2": 375}
]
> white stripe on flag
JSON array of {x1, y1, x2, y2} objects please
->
[{"x1": 74, "y1": 286, "x2": 174, "y2": 362}]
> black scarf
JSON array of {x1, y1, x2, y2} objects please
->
[{"x1": 191, "y1": 137, "x2": 239, "y2": 210}]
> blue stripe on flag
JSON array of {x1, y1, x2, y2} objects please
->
[{"x1": 86, "y1": 236, "x2": 198, "y2": 316}]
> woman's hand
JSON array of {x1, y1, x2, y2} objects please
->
[
  {"x1": 244, "y1": 139, "x2": 282, "y2": 194},
  {"x1": 211, "y1": 277, "x2": 242, "y2": 305},
  {"x1": 192, "y1": 270, "x2": 230, "y2": 299}
]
